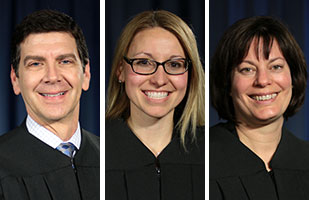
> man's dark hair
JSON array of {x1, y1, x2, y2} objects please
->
[
  {"x1": 11, "y1": 9, "x2": 89, "y2": 76},
  {"x1": 210, "y1": 16, "x2": 307, "y2": 123}
]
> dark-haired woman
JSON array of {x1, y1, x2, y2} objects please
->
[{"x1": 210, "y1": 16, "x2": 309, "y2": 199}]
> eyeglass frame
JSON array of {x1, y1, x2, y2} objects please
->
[{"x1": 123, "y1": 56, "x2": 190, "y2": 75}]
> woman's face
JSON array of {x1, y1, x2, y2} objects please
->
[
  {"x1": 119, "y1": 27, "x2": 188, "y2": 121},
  {"x1": 231, "y1": 38, "x2": 292, "y2": 125}
]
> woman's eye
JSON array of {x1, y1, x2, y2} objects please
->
[
  {"x1": 272, "y1": 65, "x2": 283, "y2": 70},
  {"x1": 239, "y1": 67, "x2": 255, "y2": 74},
  {"x1": 136, "y1": 59, "x2": 151, "y2": 66},
  {"x1": 169, "y1": 61, "x2": 182, "y2": 68}
]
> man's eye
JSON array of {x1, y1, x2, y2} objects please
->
[
  {"x1": 60, "y1": 60, "x2": 72, "y2": 64},
  {"x1": 28, "y1": 62, "x2": 41, "y2": 67}
]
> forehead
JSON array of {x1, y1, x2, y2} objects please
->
[
  {"x1": 128, "y1": 27, "x2": 184, "y2": 56},
  {"x1": 20, "y1": 32, "x2": 78, "y2": 56},
  {"x1": 245, "y1": 37, "x2": 284, "y2": 60}
]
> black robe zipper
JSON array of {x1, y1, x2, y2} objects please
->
[
  {"x1": 155, "y1": 158, "x2": 162, "y2": 200},
  {"x1": 71, "y1": 157, "x2": 76, "y2": 172},
  {"x1": 71, "y1": 155, "x2": 83, "y2": 199}
]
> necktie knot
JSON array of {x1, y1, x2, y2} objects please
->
[{"x1": 56, "y1": 142, "x2": 76, "y2": 158}]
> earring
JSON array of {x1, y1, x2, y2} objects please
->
[{"x1": 118, "y1": 80, "x2": 122, "y2": 83}]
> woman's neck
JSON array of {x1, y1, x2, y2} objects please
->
[
  {"x1": 236, "y1": 117, "x2": 284, "y2": 171},
  {"x1": 128, "y1": 111, "x2": 174, "y2": 157}
]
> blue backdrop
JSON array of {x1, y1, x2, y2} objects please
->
[
  {"x1": 209, "y1": 0, "x2": 309, "y2": 140},
  {"x1": 105, "y1": 0, "x2": 205, "y2": 92},
  {"x1": 0, "y1": 0, "x2": 100, "y2": 136}
]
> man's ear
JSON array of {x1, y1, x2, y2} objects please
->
[
  {"x1": 10, "y1": 66, "x2": 21, "y2": 95},
  {"x1": 82, "y1": 62, "x2": 91, "y2": 91}
]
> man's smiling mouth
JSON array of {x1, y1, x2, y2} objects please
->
[{"x1": 40, "y1": 92, "x2": 65, "y2": 97}]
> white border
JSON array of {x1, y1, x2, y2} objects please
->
[
  {"x1": 100, "y1": 0, "x2": 105, "y2": 199},
  {"x1": 205, "y1": 0, "x2": 209, "y2": 199}
]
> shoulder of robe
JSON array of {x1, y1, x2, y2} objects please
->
[{"x1": 82, "y1": 129, "x2": 99, "y2": 150}]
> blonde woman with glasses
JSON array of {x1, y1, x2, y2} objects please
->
[{"x1": 106, "y1": 10, "x2": 205, "y2": 200}]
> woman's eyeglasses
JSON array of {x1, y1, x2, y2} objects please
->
[{"x1": 123, "y1": 56, "x2": 190, "y2": 75}]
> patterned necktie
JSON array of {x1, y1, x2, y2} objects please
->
[{"x1": 56, "y1": 142, "x2": 76, "y2": 158}]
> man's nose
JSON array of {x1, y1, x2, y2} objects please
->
[{"x1": 43, "y1": 63, "x2": 61, "y2": 83}]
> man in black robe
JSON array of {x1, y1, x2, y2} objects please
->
[{"x1": 0, "y1": 9, "x2": 99, "y2": 200}]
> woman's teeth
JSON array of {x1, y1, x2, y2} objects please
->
[
  {"x1": 251, "y1": 93, "x2": 277, "y2": 101},
  {"x1": 145, "y1": 91, "x2": 168, "y2": 99}
]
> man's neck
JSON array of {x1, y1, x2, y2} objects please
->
[{"x1": 29, "y1": 114, "x2": 79, "y2": 141}]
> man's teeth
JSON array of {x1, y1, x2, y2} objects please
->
[
  {"x1": 145, "y1": 91, "x2": 168, "y2": 99},
  {"x1": 252, "y1": 93, "x2": 277, "y2": 101},
  {"x1": 42, "y1": 92, "x2": 65, "y2": 97}
]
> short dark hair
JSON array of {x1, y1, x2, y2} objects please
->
[
  {"x1": 11, "y1": 9, "x2": 89, "y2": 76},
  {"x1": 210, "y1": 16, "x2": 307, "y2": 122}
]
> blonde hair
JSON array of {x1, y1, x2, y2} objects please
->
[{"x1": 106, "y1": 10, "x2": 204, "y2": 145}]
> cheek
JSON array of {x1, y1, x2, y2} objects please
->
[
  {"x1": 171, "y1": 74, "x2": 188, "y2": 93},
  {"x1": 63, "y1": 68, "x2": 85, "y2": 86},
  {"x1": 276, "y1": 72, "x2": 292, "y2": 89},
  {"x1": 19, "y1": 74, "x2": 36, "y2": 91},
  {"x1": 231, "y1": 75, "x2": 249, "y2": 98},
  {"x1": 74, "y1": 72, "x2": 85, "y2": 84},
  {"x1": 124, "y1": 69, "x2": 147, "y2": 93}
]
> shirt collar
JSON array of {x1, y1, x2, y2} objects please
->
[{"x1": 26, "y1": 115, "x2": 81, "y2": 150}]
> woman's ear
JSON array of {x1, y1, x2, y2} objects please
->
[{"x1": 117, "y1": 61, "x2": 125, "y2": 82}]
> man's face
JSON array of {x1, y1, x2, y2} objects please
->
[{"x1": 11, "y1": 32, "x2": 90, "y2": 125}]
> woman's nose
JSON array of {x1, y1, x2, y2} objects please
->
[
  {"x1": 254, "y1": 69, "x2": 272, "y2": 87},
  {"x1": 149, "y1": 64, "x2": 169, "y2": 87}
]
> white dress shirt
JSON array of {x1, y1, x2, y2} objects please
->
[{"x1": 26, "y1": 115, "x2": 81, "y2": 150}]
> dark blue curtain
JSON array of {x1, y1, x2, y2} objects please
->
[
  {"x1": 105, "y1": 0, "x2": 205, "y2": 92},
  {"x1": 210, "y1": 0, "x2": 309, "y2": 140},
  {"x1": 0, "y1": 0, "x2": 100, "y2": 136}
]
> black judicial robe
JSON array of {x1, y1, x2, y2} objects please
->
[
  {"x1": 0, "y1": 121, "x2": 100, "y2": 200},
  {"x1": 106, "y1": 118, "x2": 205, "y2": 200},
  {"x1": 210, "y1": 122, "x2": 309, "y2": 200}
]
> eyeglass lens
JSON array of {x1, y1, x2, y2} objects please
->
[{"x1": 132, "y1": 59, "x2": 187, "y2": 74}]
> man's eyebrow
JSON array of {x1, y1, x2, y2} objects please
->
[
  {"x1": 23, "y1": 56, "x2": 45, "y2": 65},
  {"x1": 56, "y1": 54, "x2": 78, "y2": 61}
]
